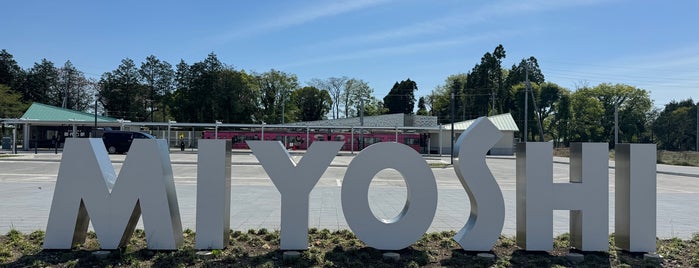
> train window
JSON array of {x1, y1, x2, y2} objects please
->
[
  {"x1": 404, "y1": 138, "x2": 419, "y2": 145},
  {"x1": 314, "y1": 134, "x2": 325, "y2": 141},
  {"x1": 363, "y1": 137, "x2": 381, "y2": 145},
  {"x1": 334, "y1": 135, "x2": 345, "y2": 141}
]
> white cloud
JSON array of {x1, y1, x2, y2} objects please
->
[
  {"x1": 308, "y1": 0, "x2": 614, "y2": 49},
  {"x1": 281, "y1": 30, "x2": 522, "y2": 68},
  {"x1": 214, "y1": 0, "x2": 392, "y2": 42}
]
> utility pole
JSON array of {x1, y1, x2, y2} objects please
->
[
  {"x1": 696, "y1": 101, "x2": 698, "y2": 152},
  {"x1": 524, "y1": 65, "x2": 529, "y2": 142},
  {"x1": 450, "y1": 92, "x2": 455, "y2": 164},
  {"x1": 491, "y1": 91, "x2": 495, "y2": 116},
  {"x1": 281, "y1": 92, "x2": 286, "y2": 125},
  {"x1": 360, "y1": 97, "x2": 364, "y2": 150},
  {"x1": 525, "y1": 62, "x2": 545, "y2": 142},
  {"x1": 615, "y1": 102, "x2": 619, "y2": 146}
]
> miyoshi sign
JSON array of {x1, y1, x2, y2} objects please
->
[{"x1": 42, "y1": 118, "x2": 657, "y2": 252}]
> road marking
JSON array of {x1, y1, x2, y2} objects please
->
[{"x1": 336, "y1": 179, "x2": 342, "y2": 187}]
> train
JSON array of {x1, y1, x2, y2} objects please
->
[{"x1": 201, "y1": 130, "x2": 429, "y2": 152}]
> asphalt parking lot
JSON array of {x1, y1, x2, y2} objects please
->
[{"x1": 0, "y1": 149, "x2": 698, "y2": 239}]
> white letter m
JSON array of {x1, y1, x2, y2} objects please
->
[{"x1": 43, "y1": 138, "x2": 183, "y2": 250}]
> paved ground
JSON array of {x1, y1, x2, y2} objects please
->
[{"x1": 1, "y1": 148, "x2": 698, "y2": 239}]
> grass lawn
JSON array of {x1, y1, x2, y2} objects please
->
[
  {"x1": 553, "y1": 148, "x2": 699, "y2": 167},
  {"x1": 2, "y1": 229, "x2": 697, "y2": 267}
]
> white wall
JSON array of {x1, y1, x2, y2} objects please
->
[{"x1": 430, "y1": 130, "x2": 516, "y2": 155}]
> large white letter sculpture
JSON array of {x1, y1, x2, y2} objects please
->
[
  {"x1": 615, "y1": 144, "x2": 656, "y2": 252},
  {"x1": 453, "y1": 117, "x2": 505, "y2": 250},
  {"x1": 247, "y1": 141, "x2": 343, "y2": 250},
  {"x1": 516, "y1": 142, "x2": 608, "y2": 251},
  {"x1": 44, "y1": 138, "x2": 183, "y2": 250},
  {"x1": 341, "y1": 142, "x2": 438, "y2": 250},
  {"x1": 195, "y1": 140, "x2": 232, "y2": 249}
]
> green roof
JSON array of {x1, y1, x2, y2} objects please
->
[{"x1": 21, "y1": 103, "x2": 119, "y2": 122}]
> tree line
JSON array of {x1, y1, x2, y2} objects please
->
[
  {"x1": 1, "y1": 48, "x2": 697, "y2": 151},
  {"x1": 425, "y1": 45, "x2": 696, "y2": 151}
]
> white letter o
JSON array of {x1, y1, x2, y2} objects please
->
[{"x1": 341, "y1": 142, "x2": 437, "y2": 250}]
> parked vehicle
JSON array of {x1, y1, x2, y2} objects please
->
[{"x1": 102, "y1": 131, "x2": 155, "y2": 154}]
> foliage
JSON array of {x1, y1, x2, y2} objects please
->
[
  {"x1": 291, "y1": 86, "x2": 332, "y2": 121},
  {"x1": 464, "y1": 44, "x2": 507, "y2": 117},
  {"x1": 309, "y1": 76, "x2": 347, "y2": 119},
  {"x1": 57, "y1": 61, "x2": 95, "y2": 111},
  {"x1": 361, "y1": 96, "x2": 388, "y2": 116},
  {"x1": 568, "y1": 83, "x2": 653, "y2": 146},
  {"x1": 214, "y1": 69, "x2": 259, "y2": 124},
  {"x1": 20, "y1": 59, "x2": 59, "y2": 105},
  {"x1": 383, "y1": 78, "x2": 418, "y2": 114},
  {"x1": 139, "y1": 55, "x2": 174, "y2": 122},
  {"x1": 569, "y1": 87, "x2": 605, "y2": 142},
  {"x1": 428, "y1": 73, "x2": 467, "y2": 123},
  {"x1": 512, "y1": 82, "x2": 566, "y2": 142},
  {"x1": 99, "y1": 58, "x2": 146, "y2": 120},
  {"x1": 171, "y1": 54, "x2": 261, "y2": 124},
  {"x1": 416, "y1": 96, "x2": 428, "y2": 115},
  {"x1": 0, "y1": 84, "x2": 29, "y2": 118},
  {"x1": 255, "y1": 69, "x2": 299, "y2": 124},
  {"x1": 3, "y1": 229, "x2": 696, "y2": 267},
  {"x1": 343, "y1": 78, "x2": 374, "y2": 118},
  {"x1": 0, "y1": 49, "x2": 25, "y2": 90},
  {"x1": 653, "y1": 99, "x2": 697, "y2": 151},
  {"x1": 550, "y1": 90, "x2": 572, "y2": 147}
]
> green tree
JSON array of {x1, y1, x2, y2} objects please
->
[
  {"x1": 362, "y1": 96, "x2": 388, "y2": 116},
  {"x1": 0, "y1": 49, "x2": 25, "y2": 90},
  {"x1": 0, "y1": 84, "x2": 28, "y2": 118},
  {"x1": 652, "y1": 99, "x2": 697, "y2": 151},
  {"x1": 309, "y1": 77, "x2": 347, "y2": 119},
  {"x1": 21, "y1": 59, "x2": 59, "y2": 105},
  {"x1": 588, "y1": 83, "x2": 652, "y2": 145},
  {"x1": 256, "y1": 69, "x2": 299, "y2": 124},
  {"x1": 172, "y1": 60, "x2": 194, "y2": 122},
  {"x1": 550, "y1": 90, "x2": 572, "y2": 146},
  {"x1": 416, "y1": 96, "x2": 428, "y2": 115},
  {"x1": 139, "y1": 55, "x2": 174, "y2": 122},
  {"x1": 291, "y1": 86, "x2": 332, "y2": 121},
  {"x1": 569, "y1": 88, "x2": 605, "y2": 142},
  {"x1": 428, "y1": 74, "x2": 467, "y2": 123},
  {"x1": 190, "y1": 53, "x2": 224, "y2": 122},
  {"x1": 464, "y1": 45, "x2": 506, "y2": 117},
  {"x1": 57, "y1": 61, "x2": 94, "y2": 111},
  {"x1": 99, "y1": 58, "x2": 146, "y2": 120},
  {"x1": 346, "y1": 79, "x2": 373, "y2": 117},
  {"x1": 511, "y1": 82, "x2": 565, "y2": 141},
  {"x1": 383, "y1": 78, "x2": 417, "y2": 114},
  {"x1": 214, "y1": 69, "x2": 259, "y2": 123}
]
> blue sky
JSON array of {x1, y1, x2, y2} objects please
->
[{"x1": 3, "y1": 0, "x2": 698, "y2": 108}]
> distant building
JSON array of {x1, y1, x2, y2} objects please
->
[
  {"x1": 288, "y1": 113, "x2": 438, "y2": 128},
  {"x1": 438, "y1": 113, "x2": 519, "y2": 155},
  {"x1": 1, "y1": 103, "x2": 123, "y2": 150}
]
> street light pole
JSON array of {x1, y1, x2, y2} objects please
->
[
  {"x1": 94, "y1": 95, "x2": 98, "y2": 138},
  {"x1": 450, "y1": 92, "x2": 455, "y2": 165}
]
